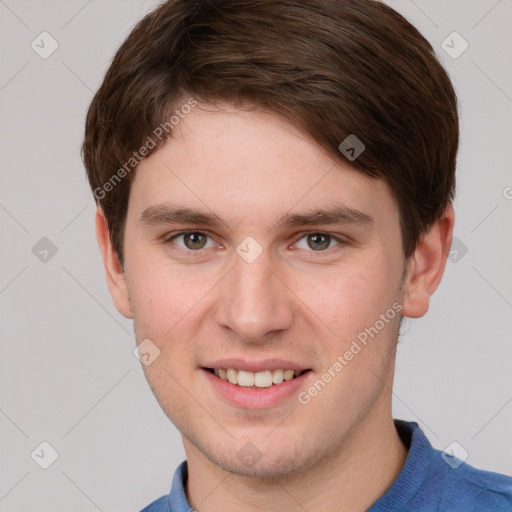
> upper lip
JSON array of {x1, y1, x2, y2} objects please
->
[{"x1": 202, "y1": 358, "x2": 311, "y2": 373}]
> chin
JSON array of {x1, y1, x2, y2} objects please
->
[
  {"x1": 214, "y1": 452, "x2": 315, "y2": 480},
  {"x1": 192, "y1": 432, "x2": 321, "y2": 480}
]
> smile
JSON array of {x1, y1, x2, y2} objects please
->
[{"x1": 206, "y1": 368, "x2": 309, "y2": 388}]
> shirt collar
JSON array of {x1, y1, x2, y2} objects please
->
[
  {"x1": 167, "y1": 460, "x2": 192, "y2": 512},
  {"x1": 368, "y1": 420, "x2": 434, "y2": 511}
]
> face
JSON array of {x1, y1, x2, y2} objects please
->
[{"x1": 118, "y1": 102, "x2": 409, "y2": 478}]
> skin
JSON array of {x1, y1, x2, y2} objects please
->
[{"x1": 96, "y1": 101, "x2": 454, "y2": 511}]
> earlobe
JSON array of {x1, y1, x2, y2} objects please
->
[
  {"x1": 95, "y1": 207, "x2": 134, "y2": 319},
  {"x1": 401, "y1": 205, "x2": 455, "y2": 318}
]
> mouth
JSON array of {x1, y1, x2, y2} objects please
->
[
  {"x1": 201, "y1": 362, "x2": 314, "y2": 409},
  {"x1": 203, "y1": 367, "x2": 312, "y2": 389}
]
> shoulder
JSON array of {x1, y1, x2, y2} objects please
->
[
  {"x1": 431, "y1": 450, "x2": 512, "y2": 512},
  {"x1": 139, "y1": 460, "x2": 189, "y2": 512},
  {"x1": 384, "y1": 421, "x2": 512, "y2": 512},
  {"x1": 139, "y1": 495, "x2": 170, "y2": 512}
]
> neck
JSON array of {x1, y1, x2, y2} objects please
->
[{"x1": 184, "y1": 395, "x2": 408, "y2": 512}]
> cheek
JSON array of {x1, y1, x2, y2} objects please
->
[
  {"x1": 292, "y1": 253, "x2": 400, "y2": 340},
  {"x1": 128, "y1": 257, "x2": 210, "y2": 336}
]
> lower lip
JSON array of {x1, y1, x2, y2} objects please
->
[{"x1": 202, "y1": 369, "x2": 312, "y2": 409}]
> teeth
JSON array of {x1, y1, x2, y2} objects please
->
[
  {"x1": 237, "y1": 370, "x2": 255, "y2": 387},
  {"x1": 272, "y1": 369, "x2": 284, "y2": 384},
  {"x1": 227, "y1": 368, "x2": 238, "y2": 384},
  {"x1": 283, "y1": 369, "x2": 294, "y2": 381},
  {"x1": 254, "y1": 370, "x2": 273, "y2": 387},
  {"x1": 213, "y1": 368, "x2": 305, "y2": 388}
]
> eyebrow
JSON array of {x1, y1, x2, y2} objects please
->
[{"x1": 139, "y1": 203, "x2": 374, "y2": 231}]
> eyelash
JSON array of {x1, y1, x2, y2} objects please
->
[{"x1": 164, "y1": 230, "x2": 349, "y2": 256}]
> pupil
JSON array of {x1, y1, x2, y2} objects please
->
[
  {"x1": 185, "y1": 233, "x2": 206, "y2": 250},
  {"x1": 308, "y1": 234, "x2": 329, "y2": 251}
]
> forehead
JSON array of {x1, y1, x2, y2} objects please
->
[{"x1": 127, "y1": 104, "x2": 397, "y2": 229}]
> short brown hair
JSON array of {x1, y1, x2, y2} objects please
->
[{"x1": 82, "y1": 0, "x2": 459, "y2": 267}]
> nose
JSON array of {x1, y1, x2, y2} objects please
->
[{"x1": 214, "y1": 248, "x2": 294, "y2": 343}]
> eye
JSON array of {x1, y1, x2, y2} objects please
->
[
  {"x1": 166, "y1": 231, "x2": 217, "y2": 251},
  {"x1": 294, "y1": 232, "x2": 345, "y2": 252}
]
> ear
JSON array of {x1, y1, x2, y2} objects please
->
[
  {"x1": 95, "y1": 207, "x2": 133, "y2": 319},
  {"x1": 402, "y1": 204, "x2": 455, "y2": 318}
]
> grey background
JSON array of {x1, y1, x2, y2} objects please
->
[{"x1": 0, "y1": 0, "x2": 511, "y2": 510}]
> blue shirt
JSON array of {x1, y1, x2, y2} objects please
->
[{"x1": 141, "y1": 420, "x2": 512, "y2": 512}]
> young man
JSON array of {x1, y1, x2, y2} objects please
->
[{"x1": 82, "y1": 0, "x2": 512, "y2": 510}]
